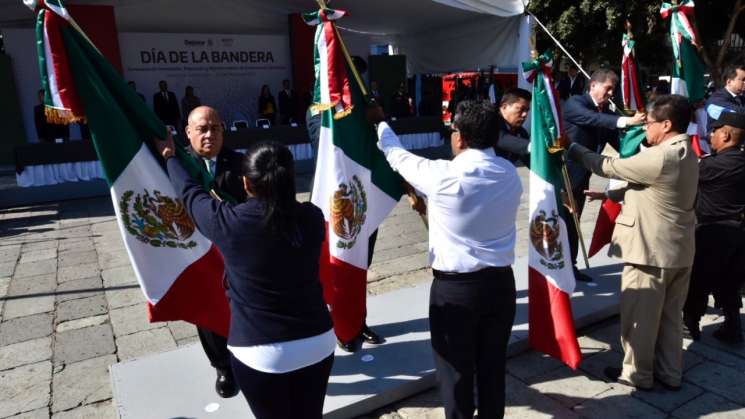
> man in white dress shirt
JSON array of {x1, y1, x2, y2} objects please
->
[{"x1": 372, "y1": 100, "x2": 523, "y2": 419}]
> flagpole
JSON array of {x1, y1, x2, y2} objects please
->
[
  {"x1": 528, "y1": 11, "x2": 623, "y2": 116},
  {"x1": 315, "y1": 0, "x2": 368, "y2": 97},
  {"x1": 528, "y1": 44, "x2": 590, "y2": 270},
  {"x1": 315, "y1": 0, "x2": 428, "y2": 229}
]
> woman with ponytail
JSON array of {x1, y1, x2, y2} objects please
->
[{"x1": 156, "y1": 137, "x2": 334, "y2": 419}]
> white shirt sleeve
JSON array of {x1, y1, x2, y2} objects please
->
[
  {"x1": 376, "y1": 122, "x2": 448, "y2": 197},
  {"x1": 616, "y1": 116, "x2": 628, "y2": 129}
]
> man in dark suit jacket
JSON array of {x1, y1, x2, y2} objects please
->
[
  {"x1": 705, "y1": 65, "x2": 745, "y2": 131},
  {"x1": 495, "y1": 88, "x2": 531, "y2": 167},
  {"x1": 563, "y1": 69, "x2": 645, "y2": 281},
  {"x1": 153, "y1": 80, "x2": 181, "y2": 128},
  {"x1": 557, "y1": 65, "x2": 586, "y2": 101},
  {"x1": 278, "y1": 79, "x2": 298, "y2": 125},
  {"x1": 185, "y1": 105, "x2": 246, "y2": 398}
]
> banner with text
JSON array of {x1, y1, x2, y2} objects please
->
[{"x1": 119, "y1": 32, "x2": 291, "y2": 126}]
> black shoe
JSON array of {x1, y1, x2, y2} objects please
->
[
  {"x1": 215, "y1": 368, "x2": 239, "y2": 398},
  {"x1": 361, "y1": 325, "x2": 385, "y2": 345},
  {"x1": 337, "y1": 337, "x2": 361, "y2": 353},
  {"x1": 603, "y1": 366, "x2": 652, "y2": 391},
  {"x1": 683, "y1": 315, "x2": 701, "y2": 341},
  {"x1": 654, "y1": 376, "x2": 682, "y2": 392},
  {"x1": 573, "y1": 267, "x2": 593, "y2": 283}
]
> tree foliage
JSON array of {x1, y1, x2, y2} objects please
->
[{"x1": 528, "y1": 0, "x2": 745, "y2": 85}]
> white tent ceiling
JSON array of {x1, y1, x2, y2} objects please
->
[
  {"x1": 0, "y1": 0, "x2": 528, "y2": 73},
  {"x1": 0, "y1": 0, "x2": 524, "y2": 34}
]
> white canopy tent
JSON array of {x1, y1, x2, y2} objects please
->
[{"x1": 1, "y1": 0, "x2": 529, "y2": 74}]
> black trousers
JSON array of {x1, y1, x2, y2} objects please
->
[
  {"x1": 684, "y1": 222, "x2": 745, "y2": 319},
  {"x1": 429, "y1": 267, "x2": 517, "y2": 419},
  {"x1": 198, "y1": 327, "x2": 231, "y2": 370},
  {"x1": 566, "y1": 174, "x2": 590, "y2": 267},
  {"x1": 230, "y1": 353, "x2": 334, "y2": 419}
]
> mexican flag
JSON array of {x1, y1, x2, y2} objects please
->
[
  {"x1": 587, "y1": 127, "x2": 645, "y2": 257},
  {"x1": 523, "y1": 53, "x2": 581, "y2": 369},
  {"x1": 30, "y1": 0, "x2": 230, "y2": 336},
  {"x1": 661, "y1": 0, "x2": 705, "y2": 103},
  {"x1": 304, "y1": 8, "x2": 404, "y2": 343},
  {"x1": 621, "y1": 32, "x2": 644, "y2": 112}
]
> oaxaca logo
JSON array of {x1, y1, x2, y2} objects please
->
[
  {"x1": 330, "y1": 176, "x2": 367, "y2": 250},
  {"x1": 529, "y1": 209, "x2": 565, "y2": 270},
  {"x1": 119, "y1": 190, "x2": 197, "y2": 249}
]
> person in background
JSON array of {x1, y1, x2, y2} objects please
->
[
  {"x1": 705, "y1": 65, "x2": 745, "y2": 130},
  {"x1": 278, "y1": 79, "x2": 298, "y2": 125},
  {"x1": 495, "y1": 88, "x2": 531, "y2": 167},
  {"x1": 390, "y1": 81, "x2": 411, "y2": 118},
  {"x1": 258, "y1": 84, "x2": 277, "y2": 126},
  {"x1": 184, "y1": 106, "x2": 247, "y2": 399},
  {"x1": 128, "y1": 81, "x2": 145, "y2": 101},
  {"x1": 557, "y1": 65, "x2": 585, "y2": 101},
  {"x1": 181, "y1": 86, "x2": 201, "y2": 125},
  {"x1": 156, "y1": 135, "x2": 334, "y2": 419},
  {"x1": 34, "y1": 89, "x2": 70, "y2": 143},
  {"x1": 153, "y1": 80, "x2": 181, "y2": 128},
  {"x1": 34, "y1": 89, "x2": 53, "y2": 143},
  {"x1": 683, "y1": 110, "x2": 745, "y2": 344},
  {"x1": 370, "y1": 80, "x2": 384, "y2": 107},
  {"x1": 372, "y1": 100, "x2": 522, "y2": 418},
  {"x1": 563, "y1": 69, "x2": 645, "y2": 282}
]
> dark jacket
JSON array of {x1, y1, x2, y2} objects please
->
[
  {"x1": 696, "y1": 146, "x2": 745, "y2": 222},
  {"x1": 706, "y1": 88, "x2": 745, "y2": 133},
  {"x1": 495, "y1": 120, "x2": 530, "y2": 167},
  {"x1": 153, "y1": 91, "x2": 181, "y2": 126},
  {"x1": 258, "y1": 95, "x2": 277, "y2": 124},
  {"x1": 557, "y1": 75, "x2": 585, "y2": 101},
  {"x1": 278, "y1": 89, "x2": 297, "y2": 123},
  {"x1": 166, "y1": 157, "x2": 333, "y2": 347},
  {"x1": 563, "y1": 93, "x2": 621, "y2": 185},
  {"x1": 188, "y1": 146, "x2": 248, "y2": 203}
]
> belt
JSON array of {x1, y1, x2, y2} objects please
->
[{"x1": 433, "y1": 266, "x2": 511, "y2": 281}]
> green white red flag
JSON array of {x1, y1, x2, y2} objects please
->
[
  {"x1": 621, "y1": 33, "x2": 644, "y2": 112},
  {"x1": 304, "y1": 8, "x2": 403, "y2": 343},
  {"x1": 660, "y1": 0, "x2": 705, "y2": 103},
  {"x1": 28, "y1": 0, "x2": 230, "y2": 336},
  {"x1": 587, "y1": 127, "x2": 645, "y2": 257},
  {"x1": 522, "y1": 53, "x2": 582, "y2": 369}
]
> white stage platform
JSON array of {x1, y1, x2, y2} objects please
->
[{"x1": 110, "y1": 253, "x2": 623, "y2": 419}]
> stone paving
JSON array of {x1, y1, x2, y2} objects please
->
[{"x1": 1, "y1": 165, "x2": 744, "y2": 418}]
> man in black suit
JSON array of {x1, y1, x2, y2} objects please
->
[
  {"x1": 557, "y1": 65, "x2": 585, "y2": 101},
  {"x1": 128, "y1": 81, "x2": 145, "y2": 101},
  {"x1": 185, "y1": 105, "x2": 246, "y2": 398},
  {"x1": 278, "y1": 79, "x2": 297, "y2": 125},
  {"x1": 563, "y1": 69, "x2": 645, "y2": 281},
  {"x1": 705, "y1": 65, "x2": 745, "y2": 130},
  {"x1": 153, "y1": 80, "x2": 181, "y2": 128},
  {"x1": 34, "y1": 89, "x2": 53, "y2": 143},
  {"x1": 495, "y1": 88, "x2": 531, "y2": 167}
]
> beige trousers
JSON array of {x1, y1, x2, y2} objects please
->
[{"x1": 619, "y1": 263, "x2": 691, "y2": 388}]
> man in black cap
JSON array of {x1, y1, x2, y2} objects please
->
[{"x1": 683, "y1": 109, "x2": 745, "y2": 344}]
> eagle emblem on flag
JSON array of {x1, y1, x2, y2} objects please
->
[
  {"x1": 530, "y1": 209, "x2": 565, "y2": 269},
  {"x1": 119, "y1": 190, "x2": 197, "y2": 249},
  {"x1": 330, "y1": 175, "x2": 367, "y2": 249}
]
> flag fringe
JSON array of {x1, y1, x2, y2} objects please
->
[
  {"x1": 44, "y1": 105, "x2": 86, "y2": 124},
  {"x1": 333, "y1": 105, "x2": 354, "y2": 120}
]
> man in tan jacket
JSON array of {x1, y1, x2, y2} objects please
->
[{"x1": 566, "y1": 94, "x2": 698, "y2": 391}]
